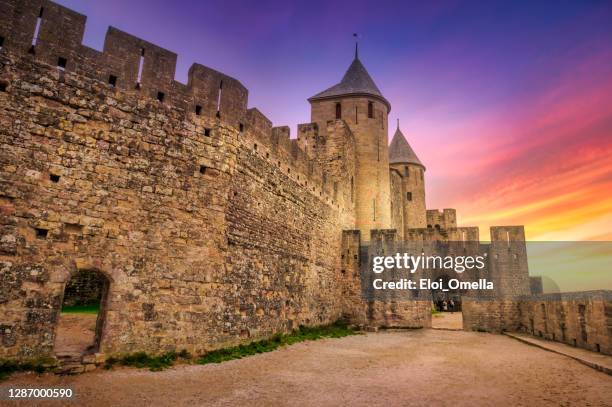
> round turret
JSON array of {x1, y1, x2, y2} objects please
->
[
  {"x1": 309, "y1": 52, "x2": 392, "y2": 240},
  {"x1": 388, "y1": 124, "x2": 427, "y2": 232}
]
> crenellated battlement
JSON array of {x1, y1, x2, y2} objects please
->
[
  {"x1": 0, "y1": 0, "x2": 354, "y2": 211},
  {"x1": 0, "y1": 0, "x2": 249, "y2": 127}
]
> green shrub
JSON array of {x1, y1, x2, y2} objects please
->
[
  {"x1": 104, "y1": 350, "x2": 192, "y2": 371},
  {"x1": 0, "y1": 358, "x2": 57, "y2": 380}
]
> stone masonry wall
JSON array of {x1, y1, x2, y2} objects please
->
[
  {"x1": 463, "y1": 291, "x2": 612, "y2": 356},
  {"x1": 0, "y1": 39, "x2": 350, "y2": 359},
  {"x1": 0, "y1": 52, "x2": 237, "y2": 358}
]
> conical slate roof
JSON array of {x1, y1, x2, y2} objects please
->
[
  {"x1": 309, "y1": 56, "x2": 391, "y2": 110},
  {"x1": 389, "y1": 126, "x2": 425, "y2": 169}
]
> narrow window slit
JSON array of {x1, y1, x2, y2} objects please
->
[
  {"x1": 49, "y1": 174, "x2": 60, "y2": 183},
  {"x1": 108, "y1": 75, "x2": 117, "y2": 87},
  {"x1": 136, "y1": 48, "x2": 145, "y2": 88},
  {"x1": 0, "y1": 82, "x2": 6, "y2": 92},
  {"x1": 157, "y1": 91, "x2": 165, "y2": 102},
  {"x1": 0, "y1": 36, "x2": 5, "y2": 50},
  {"x1": 30, "y1": 7, "x2": 44, "y2": 52},
  {"x1": 195, "y1": 105, "x2": 202, "y2": 115},
  {"x1": 199, "y1": 165, "x2": 207, "y2": 174},
  {"x1": 239, "y1": 123, "x2": 244, "y2": 132},
  {"x1": 203, "y1": 128, "x2": 211, "y2": 137},
  {"x1": 216, "y1": 80, "x2": 223, "y2": 117}
]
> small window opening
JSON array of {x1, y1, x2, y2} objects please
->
[
  {"x1": 49, "y1": 174, "x2": 60, "y2": 183},
  {"x1": 35, "y1": 227, "x2": 48, "y2": 238},
  {"x1": 335, "y1": 102, "x2": 341, "y2": 119},
  {"x1": 108, "y1": 75, "x2": 117, "y2": 87},
  {"x1": 266, "y1": 152, "x2": 269, "y2": 158},
  {"x1": 368, "y1": 101, "x2": 373, "y2": 118},
  {"x1": 0, "y1": 36, "x2": 5, "y2": 50},
  {"x1": 406, "y1": 192, "x2": 412, "y2": 201},
  {"x1": 157, "y1": 91, "x2": 165, "y2": 102},
  {"x1": 216, "y1": 80, "x2": 223, "y2": 116},
  {"x1": 0, "y1": 82, "x2": 6, "y2": 92},
  {"x1": 253, "y1": 143, "x2": 258, "y2": 151},
  {"x1": 596, "y1": 344, "x2": 601, "y2": 352},
  {"x1": 199, "y1": 165, "x2": 207, "y2": 174},
  {"x1": 203, "y1": 128, "x2": 211, "y2": 137},
  {"x1": 239, "y1": 123, "x2": 244, "y2": 132},
  {"x1": 372, "y1": 199, "x2": 376, "y2": 221},
  {"x1": 195, "y1": 105, "x2": 202, "y2": 115},
  {"x1": 57, "y1": 57, "x2": 67, "y2": 70},
  {"x1": 404, "y1": 166, "x2": 409, "y2": 177}
]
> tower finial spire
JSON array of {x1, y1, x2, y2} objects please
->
[
  {"x1": 397, "y1": 118, "x2": 400, "y2": 130},
  {"x1": 353, "y1": 33, "x2": 359, "y2": 59}
]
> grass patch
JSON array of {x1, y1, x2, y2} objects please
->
[
  {"x1": 431, "y1": 308, "x2": 441, "y2": 315},
  {"x1": 0, "y1": 358, "x2": 57, "y2": 381},
  {"x1": 104, "y1": 349, "x2": 191, "y2": 371},
  {"x1": 197, "y1": 322, "x2": 356, "y2": 365},
  {"x1": 61, "y1": 304, "x2": 100, "y2": 314}
]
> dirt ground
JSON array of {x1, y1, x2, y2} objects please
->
[
  {"x1": 4, "y1": 329, "x2": 612, "y2": 406},
  {"x1": 54, "y1": 313, "x2": 97, "y2": 355},
  {"x1": 431, "y1": 312, "x2": 463, "y2": 330}
]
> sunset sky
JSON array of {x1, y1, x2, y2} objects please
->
[{"x1": 55, "y1": 0, "x2": 612, "y2": 242}]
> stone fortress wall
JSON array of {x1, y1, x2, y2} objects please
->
[
  {"x1": 0, "y1": 0, "x2": 355, "y2": 359},
  {"x1": 0, "y1": 0, "x2": 609, "y2": 363}
]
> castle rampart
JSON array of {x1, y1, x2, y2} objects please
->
[{"x1": 0, "y1": 0, "x2": 356, "y2": 359}]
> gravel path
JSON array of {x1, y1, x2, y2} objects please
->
[{"x1": 4, "y1": 330, "x2": 611, "y2": 406}]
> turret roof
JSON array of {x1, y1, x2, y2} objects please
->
[
  {"x1": 389, "y1": 126, "x2": 425, "y2": 169},
  {"x1": 308, "y1": 55, "x2": 390, "y2": 111}
]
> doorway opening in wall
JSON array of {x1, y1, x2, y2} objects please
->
[
  {"x1": 54, "y1": 269, "x2": 110, "y2": 358},
  {"x1": 430, "y1": 274, "x2": 464, "y2": 330}
]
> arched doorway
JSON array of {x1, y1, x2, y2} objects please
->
[{"x1": 54, "y1": 269, "x2": 110, "y2": 357}]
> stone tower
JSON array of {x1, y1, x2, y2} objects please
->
[
  {"x1": 389, "y1": 123, "x2": 427, "y2": 231},
  {"x1": 308, "y1": 49, "x2": 392, "y2": 240}
]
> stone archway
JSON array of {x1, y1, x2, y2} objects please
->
[
  {"x1": 430, "y1": 273, "x2": 464, "y2": 330},
  {"x1": 54, "y1": 269, "x2": 111, "y2": 358}
]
